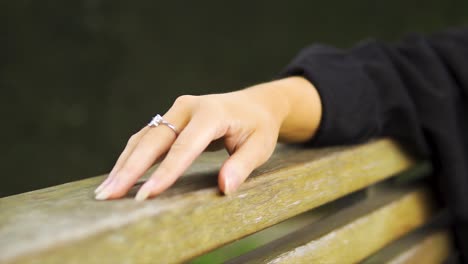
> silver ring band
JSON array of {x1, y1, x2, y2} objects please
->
[{"x1": 148, "y1": 114, "x2": 179, "y2": 135}]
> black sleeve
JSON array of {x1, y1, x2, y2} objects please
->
[{"x1": 279, "y1": 27, "x2": 468, "y2": 262}]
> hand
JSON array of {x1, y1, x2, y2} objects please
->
[{"x1": 94, "y1": 77, "x2": 322, "y2": 201}]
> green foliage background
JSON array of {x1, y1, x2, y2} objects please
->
[{"x1": 1, "y1": 0, "x2": 467, "y2": 196}]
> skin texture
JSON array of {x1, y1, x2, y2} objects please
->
[{"x1": 94, "y1": 76, "x2": 322, "y2": 200}]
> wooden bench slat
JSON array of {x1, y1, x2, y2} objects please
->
[
  {"x1": 362, "y1": 217, "x2": 453, "y2": 264},
  {"x1": 190, "y1": 189, "x2": 367, "y2": 263},
  {"x1": 227, "y1": 187, "x2": 436, "y2": 264},
  {"x1": 0, "y1": 139, "x2": 416, "y2": 264},
  {"x1": 385, "y1": 231, "x2": 451, "y2": 264}
]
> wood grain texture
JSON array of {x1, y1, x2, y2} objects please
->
[
  {"x1": 228, "y1": 188, "x2": 436, "y2": 264},
  {"x1": 0, "y1": 139, "x2": 417, "y2": 264},
  {"x1": 387, "y1": 231, "x2": 452, "y2": 264},
  {"x1": 362, "y1": 222, "x2": 452, "y2": 264}
]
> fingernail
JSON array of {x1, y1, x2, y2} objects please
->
[
  {"x1": 94, "y1": 176, "x2": 113, "y2": 194},
  {"x1": 135, "y1": 189, "x2": 150, "y2": 202},
  {"x1": 95, "y1": 178, "x2": 117, "y2": 200},
  {"x1": 95, "y1": 189, "x2": 111, "y2": 200},
  {"x1": 135, "y1": 179, "x2": 155, "y2": 201},
  {"x1": 94, "y1": 185, "x2": 103, "y2": 194},
  {"x1": 94, "y1": 180, "x2": 108, "y2": 194}
]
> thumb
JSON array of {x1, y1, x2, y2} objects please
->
[{"x1": 219, "y1": 131, "x2": 276, "y2": 194}]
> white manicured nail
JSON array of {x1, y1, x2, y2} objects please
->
[
  {"x1": 95, "y1": 189, "x2": 111, "y2": 200},
  {"x1": 94, "y1": 184, "x2": 105, "y2": 194},
  {"x1": 94, "y1": 177, "x2": 112, "y2": 194},
  {"x1": 135, "y1": 189, "x2": 150, "y2": 202}
]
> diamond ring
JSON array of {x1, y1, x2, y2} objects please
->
[{"x1": 148, "y1": 114, "x2": 179, "y2": 135}]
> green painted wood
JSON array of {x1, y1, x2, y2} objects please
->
[{"x1": 0, "y1": 139, "x2": 417, "y2": 264}]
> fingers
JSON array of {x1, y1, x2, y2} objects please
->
[
  {"x1": 204, "y1": 138, "x2": 225, "y2": 152},
  {"x1": 96, "y1": 128, "x2": 177, "y2": 200},
  {"x1": 135, "y1": 115, "x2": 220, "y2": 201},
  {"x1": 94, "y1": 127, "x2": 150, "y2": 194},
  {"x1": 95, "y1": 92, "x2": 278, "y2": 201},
  {"x1": 95, "y1": 99, "x2": 192, "y2": 200},
  {"x1": 219, "y1": 131, "x2": 276, "y2": 194}
]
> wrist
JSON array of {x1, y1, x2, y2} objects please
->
[
  {"x1": 241, "y1": 81, "x2": 291, "y2": 130},
  {"x1": 269, "y1": 76, "x2": 322, "y2": 143},
  {"x1": 240, "y1": 76, "x2": 322, "y2": 143}
]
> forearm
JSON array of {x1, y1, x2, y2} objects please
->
[{"x1": 277, "y1": 28, "x2": 468, "y2": 261}]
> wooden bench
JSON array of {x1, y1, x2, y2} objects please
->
[{"x1": 0, "y1": 139, "x2": 453, "y2": 263}]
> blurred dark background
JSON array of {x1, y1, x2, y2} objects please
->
[{"x1": 1, "y1": 0, "x2": 467, "y2": 197}]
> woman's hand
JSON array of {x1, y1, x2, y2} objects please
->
[{"x1": 94, "y1": 76, "x2": 322, "y2": 201}]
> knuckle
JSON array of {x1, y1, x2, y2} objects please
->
[
  {"x1": 258, "y1": 150, "x2": 272, "y2": 165},
  {"x1": 174, "y1": 95, "x2": 197, "y2": 107},
  {"x1": 127, "y1": 134, "x2": 139, "y2": 145}
]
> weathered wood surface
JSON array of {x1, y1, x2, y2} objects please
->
[
  {"x1": 0, "y1": 139, "x2": 416, "y2": 264},
  {"x1": 228, "y1": 187, "x2": 436, "y2": 264},
  {"x1": 362, "y1": 225, "x2": 452, "y2": 264},
  {"x1": 385, "y1": 231, "x2": 451, "y2": 264}
]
